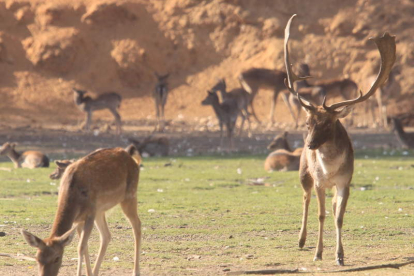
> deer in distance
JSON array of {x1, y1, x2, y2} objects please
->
[
  {"x1": 201, "y1": 90, "x2": 239, "y2": 150},
  {"x1": 209, "y1": 78, "x2": 251, "y2": 135},
  {"x1": 128, "y1": 135, "x2": 169, "y2": 157},
  {"x1": 264, "y1": 131, "x2": 303, "y2": 171},
  {"x1": 239, "y1": 68, "x2": 295, "y2": 123},
  {"x1": 0, "y1": 142, "x2": 49, "y2": 168},
  {"x1": 153, "y1": 72, "x2": 170, "y2": 131},
  {"x1": 283, "y1": 14, "x2": 395, "y2": 265},
  {"x1": 363, "y1": 66, "x2": 400, "y2": 128},
  {"x1": 22, "y1": 147, "x2": 142, "y2": 276},
  {"x1": 49, "y1": 159, "x2": 75, "y2": 180},
  {"x1": 73, "y1": 88, "x2": 122, "y2": 135},
  {"x1": 389, "y1": 117, "x2": 414, "y2": 149}
]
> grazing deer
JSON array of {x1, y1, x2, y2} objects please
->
[
  {"x1": 210, "y1": 79, "x2": 251, "y2": 135},
  {"x1": 201, "y1": 90, "x2": 239, "y2": 150},
  {"x1": 239, "y1": 68, "x2": 295, "y2": 123},
  {"x1": 389, "y1": 117, "x2": 414, "y2": 149},
  {"x1": 128, "y1": 136, "x2": 169, "y2": 157},
  {"x1": 73, "y1": 88, "x2": 122, "y2": 135},
  {"x1": 0, "y1": 142, "x2": 49, "y2": 168},
  {"x1": 153, "y1": 72, "x2": 170, "y2": 131},
  {"x1": 364, "y1": 66, "x2": 400, "y2": 128},
  {"x1": 265, "y1": 132, "x2": 303, "y2": 171},
  {"x1": 284, "y1": 15, "x2": 395, "y2": 265},
  {"x1": 21, "y1": 147, "x2": 141, "y2": 276},
  {"x1": 49, "y1": 159, "x2": 75, "y2": 180}
]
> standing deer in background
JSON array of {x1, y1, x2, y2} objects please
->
[
  {"x1": 264, "y1": 131, "x2": 303, "y2": 171},
  {"x1": 210, "y1": 78, "x2": 251, "y2": 135},
  {"x1": 22, "y1": 147, "x2": 141, "y2": 276},
  {"x1": 153, "y1": 72, "x2": 170, "y2": 131},
  {"x1": 0, "y1": 142, "x2": 49, "y2": 168},
  {"x1": 73, "y1": 88, "x2": 122, "y2": 135},
  {"x1": 284, "y1": 14, "x2": 395, "y2": 265},
  {"x1": 389, "y1": 117, "x2": 414, "y2": 149},
  {"x1": 238, "y1": 68, "x2": 295, "y2": 123},
  {"x1": 364, "y1": 66, "x2": 400, "y2": 128},
  {"x1": 201, "y1": 90, "x2": 239, "y2": 150}
]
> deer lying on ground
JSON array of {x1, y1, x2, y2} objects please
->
[
  {"x1": 0, "y1": 142, "x2": 49, "y2": 168},
  {"x1": 284, "y1": 15, "x2": 395, "y2": 265},
  {"x1": 73, "y1": 88, "x2": 122, "y2": 135},
  {"x1": 264, "y1": 132, "x2": 303, "y2": 171},
  {"x1": 389, "y1": 117, "x2": 414, "y2": 149},
  {"x1": 128, "y1": 136, "x2": 169, "y2": 157},
  {"x1": 210, "y1": 78, "x2": 251, "y2": 135},
  {"x1": 22, "y1": 146, "x2": 142, "y2": 276},
  {"x1": 201, "y1": 90, "x2": 239, "y2": 150},
  {"x1": 153, "y1": 72, "x2": 170, "y2": 131},
  {"x1": 239, "y1": 68, "x2": 295, "y2": 123}
]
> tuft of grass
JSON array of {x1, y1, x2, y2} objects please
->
[{"x1": 0, "y1": 151, "x2": 413, "y2": 275}]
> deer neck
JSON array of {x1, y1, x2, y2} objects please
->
[
  {"x1": 50, "y1": 174, "x2": 78, "y2": 237},
  {"x1": 6, "y1": 148, "x2": 22, "y2": 168},
  {"x1": 314, "y1": 121, "x2": 352, "y2": 175}
]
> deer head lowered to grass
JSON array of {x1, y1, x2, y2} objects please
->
[{"x1": 283, "y1": 14, "x2": 395, "y2": 265}]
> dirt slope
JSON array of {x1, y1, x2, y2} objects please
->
[{"x1": 0, "y1": 0, "x2": 413, "y2": 127}]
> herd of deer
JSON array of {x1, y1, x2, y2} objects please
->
[{"x1": 0, "y1": 14, "x2": 412, "y2": 276}]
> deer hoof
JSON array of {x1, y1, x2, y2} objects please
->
[
  {"x1": 336, "y1": 257, "x2": 344, "y2": 266},
  {"x1": 298, "y1": 238, "x2": 306, "y2": 248},
  {"x1": 313, "y1": 255, "x2": 322, "y2": 262}
]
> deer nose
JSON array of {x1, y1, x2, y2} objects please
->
[{"x1": 308, "y1": 143, "x2": 317, "y2": 150}]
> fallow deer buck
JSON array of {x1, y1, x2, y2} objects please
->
[
  {"x1": 73, "y1": 88, "x2": 122, "y2": 135},
  {"x1": 239, "y1": 68, "x2": 295, "y2": 123},
  {"x1": 210, "y1": 78, "x2": 251, "y2": 135},
  {"x1": 389, "y1": 117, "x2": 414, "y2": 149},
  {"x1": 0, "y1": 142, "x2": 49, "y2": 168},
  {"x1": 153, "y1": 72, "x2": 170, "y2": 131},
  {"x1": 264, "y1": 131, "x2": 303, "y2": 171},
  {"x1": 284, "y1": 14, "x2": 395, "y2": 265},
  {"x1": 201, "y1": 90, "x2": 239, "y2": 150},
  {"x1": 22, "y1": 147, "x2": 142, "y2": 276}
]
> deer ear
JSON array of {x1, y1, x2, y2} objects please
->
[
  {"x1": 56, "y1": 227, "x2": 77, "y2": 247},
  {"x1": 21, "y1": 230, "x2": 46, "y2": 249},
  {"x1": 283, "y1": 131, "x2": 288, "y2": 138},
  {"x1": 55, "y1": 160, "x2": 69, "y2": 168},
  {"x1": 335, "y1": 106, "x2": 354, "y2": 119}
]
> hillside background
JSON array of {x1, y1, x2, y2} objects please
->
[{"x1": 0, "y1": 0, "x2": 413, "y2": 129}]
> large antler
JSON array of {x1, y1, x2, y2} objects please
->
[
  {"x1": 284, "y1": 14, "x2": 314, "y2": 111},
  {"x1": 324, "y1": 33, "x2": 396, "y2": 110}
]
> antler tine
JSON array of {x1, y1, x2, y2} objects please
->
[
  {"x1": 326, "y1": 32, "x2": 396, "y2": 111},
  {"x1": 284, "y1": 14, "x2": 314, "y2": 111}
]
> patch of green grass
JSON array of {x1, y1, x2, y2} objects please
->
[{"x1": 0, "y1": 151, "x2": 413, "y2": 275}]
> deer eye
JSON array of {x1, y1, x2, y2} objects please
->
[{"x1": 54, "y1": 257, "x2": 60, "y2": 263}]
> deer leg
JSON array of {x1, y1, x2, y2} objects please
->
[
  {"x1": 249, "y1": 100, "x2": 261, "y2": 123},
  {"x1": 110, "y1": 108, "x2": 122, "y2": 135},
  {"x1": 77, "y1": 216, "x2": 95, "y2": 276},
  {"x1": 376, "y1": 92, "x2": 384, "y2": 128},
  {"x1": 219, "y1": 121, "x2": 224, "y2": 149},
  {"x1": 76, "y1": 223, "x2": 92, "y2": 274},
  {"x1": 244, "y1": 108, "x2": 252, "y2": 136},
  {"x1": 282, "y1": 92, "x2": 297, "y2": 126},
  {"x1": 154, "y1": 100, "x2": 160, "y2": 131},
  {"x1": 238, "y1": 112, "x2": 245, "y2": 136},
  {"x1": 84, "y1": 111, "x2": 92, "y2": 132},
  {"x1": 92, "y1": 212, "x2": 111, "y2": 276},
  {"x1": 334, "y1": 185, "x2": 350, "y2": 266},
  {"x1": 314, "y1": 186, "x2": 326, "y2": 261},
  {"x1": 121, "y1": 198, "x2": 142, "y2": 276},
  {"x1": 299, "y1": 172, "x2": 313, "y2": 248},
  {"x1": 269, "y1": 91, "x2": 279, "y2": 123}
]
